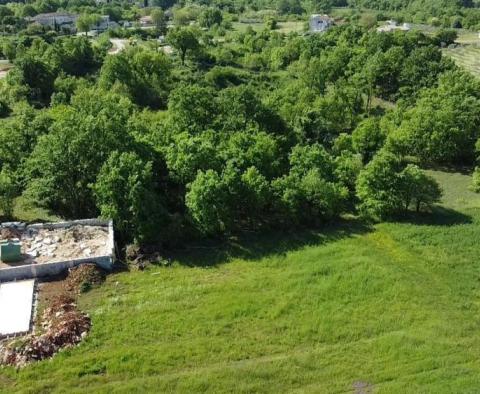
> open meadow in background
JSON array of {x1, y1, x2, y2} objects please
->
[{"x1": 443, "y1": 45, "x2": 480, "y2": 78}]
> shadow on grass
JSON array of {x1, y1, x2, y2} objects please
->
[
  {"x1": 423, "y1": 164, "x2": 474, "y2": 176},
  {"x1": 393, "y1": 205, "x2": 472, "y2": 226},
  {"x1": 168, "y1": 217, "x2": 373, "y2": 268}
]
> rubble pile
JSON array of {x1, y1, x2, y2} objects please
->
[
  {"x1": 21, "y1": 225, "x2": 109, "y2": 263},
  {"x1": 126, "y1": 244, "x2": 170, "y2": 270},
  {"x1": 0, "y1": 227, "x2": 21, "y2": 240},
  {"x1": 24, "y1": 231, "x2": 61, "y2": 259},
  {"x1": 0, "y1": 294, "x2": 91, "y2": 367},
  {"x1": 64, "y1": 264, "x2": 105, "y2": 293}
]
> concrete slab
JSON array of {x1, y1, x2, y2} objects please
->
[{"x1": 0, "y1": 280, "x2": 35, "y2": 336}]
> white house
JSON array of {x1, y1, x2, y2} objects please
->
[
  {"x1": 377, "y1": 20, "x2": 411, "y2": 33},
  {"x1": 139, "y1": 15, "x2": 153, "y2": 26},
  {"x1": 309, "y1": 14, "x2": 334, "y2": 33}
]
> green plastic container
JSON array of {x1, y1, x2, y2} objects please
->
[{"x1": 0, "y1": 240, "x2": 22, "y2": 262}]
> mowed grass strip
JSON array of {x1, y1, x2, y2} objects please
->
[
  {"x1": 443, "y1": 45, "x2": 480, "y2": 78},
  {"x1": 232, "y1": 20, "x2": 305, "y2": 33},
  {"x1": 3, "y1": 170, "x2": 480, "y2": 393}
]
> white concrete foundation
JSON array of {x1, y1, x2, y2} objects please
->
[{"x1": 0, "y1": 280, "x2": 35, "y2": 336}]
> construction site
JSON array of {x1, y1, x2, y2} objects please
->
[
  {"x1": 0, "y1": 219, "x2": 114, "y2": 281},
  {"x1": 0, "y1": 219, "x2": 114, "y2": 360}
]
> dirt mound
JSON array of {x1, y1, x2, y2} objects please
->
[
  {"x1": 0, "y1": 294, "x2": 90, "y2": 367},
  {"x1": 126, "y1": 243, "x2": 170, "y2": 270},
  {"x1": 64, "y1": 263, "x2": 105, "y2": 293},
  {"x1": 0, "y1": 227, "x2": 21, "y2": 240}
]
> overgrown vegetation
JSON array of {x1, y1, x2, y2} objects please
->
[
  {"x1": 2, "y1": 18, "x2": 480, "y2": 245},
  {"x1": 1, "y1": 0, "x2": 480, "y2": 389}
]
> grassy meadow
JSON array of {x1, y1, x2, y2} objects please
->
[
  {"x1": 232, "y1": 20, "x2": 305, "y2": 34},
  {"x1": 2, "y1": 169, "x2": 480, "y2": 392},
  {"x1": 443, "y1": 45, "x2": 480, "y2": 78},
  {"x1": 442, "y1": 28, "x2": 480, "y2": 79}
]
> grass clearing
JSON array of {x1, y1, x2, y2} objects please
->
[
  {"x1": 3, "y1": 169, "x2": 480, "y2": 392},
  {"x1": 232, "y1": 20, "x2": 305, "y2": 34},
  {"x1": 443, "y1": 44, "x2": 480, "y2": 78},
  {"x1": 456, "y1": 32, "x2": 480, "y2": 45}
]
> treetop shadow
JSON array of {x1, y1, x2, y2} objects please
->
[
  {"x1": 168, "y1": 218, "x2": 373, "y2": 268},
  {"x1": 391, "y1": 205, "x2": 472, "y2": 226}
]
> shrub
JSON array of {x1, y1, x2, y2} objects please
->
[{"x1": 357, "y1": 151, "x2": 441, "y2": 219}]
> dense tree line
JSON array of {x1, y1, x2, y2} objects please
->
[
  {"x1": 1, "y1": 21, "x2": 479, "y2": 246},
  {"x1": 1, "y1": 0, "x2": 479, "y2": 39}
]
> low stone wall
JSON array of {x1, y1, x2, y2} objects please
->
[
  {"x1": 0, "y1": 219, "x2": 115, "y2": 282},
  {"x1": 27, "y1": 218, "x2": 111, "y2": 230},
  {"x1": 0, "y1": 256, "x2": 113, "y2": 282}
]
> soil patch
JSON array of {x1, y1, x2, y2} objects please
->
[
  {"x1": 65, "y1": 263, "x2": 106, "y2": 293},
  {"x1": 0, "y1": 264, "x2": 105, "y2": 367}
]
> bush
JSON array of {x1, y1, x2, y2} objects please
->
[
  {"x1": 0, "y1": 99, "x2": 10, "y2": 118},
  {"x1": 472, "y1": 167, "x2": 480, "y2": 192},
  {"x1": 434, "y1": 29, "x2": 458, "y2": 46},
  {"x1": 0, "y1": 168, "x2": 16, "y2": 218},
  {"x1": 357, "y1": 151, "x2": 441, "y2": 219},
  {"x1": 265, "y1": 17, "x2": 278, "y2": 30}
]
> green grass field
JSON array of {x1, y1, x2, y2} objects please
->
[
  {"x1": 232, "y1": 20, "x2": 305, "y2": 34},
  {"x1": 3, "y1": 169, "x2": 480, "y2": 392},
  {"x1": 443, "y1": 45, "x2": 480, "y2": 78},
  {"x1": 455, "y1": 32, "x2": 480, "y2": 45}
]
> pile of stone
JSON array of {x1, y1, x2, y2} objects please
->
[
  {"x1": 0, "y1": 227, "x2": 22, "y2": 240},
  {"x1": 25, "y1": 232, "x2": 61, "y2": 259},
  {"x1": 0, "y1": 294, "x2": 91, "y2": 367},
  {"x1": 22, "y1": 225, "x2": 109, "y2": 263}
]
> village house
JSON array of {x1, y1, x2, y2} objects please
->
[
  {"x1": 28, "y1": 12, "x2": 78, "y2": 31},
  {"x1": 309, "y1": 14, "x2": 334, "y2": 33},
  {"x1": 139, "y1": 15, "x2": 153, "y2": 26},
  {"x1": 377, "y1": 20, "x2": 411, "y2": 33}
]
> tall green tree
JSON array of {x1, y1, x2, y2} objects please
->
[
  {"x1": 186, "y1": 169, "x2": 231, "y2": 235},
  {"x1": 24, "y1": 88, "x2": 135, "y2": 218},
  {"x1": 151, "y1": 9, "x2": 167, "y2": 34},
  {"x1": 0, "y1": 168, "x2": 16, "y2": 219},
  {"x1": 76, "y1": 14, "x2": 102, "y2": 36},
  {"x1": 357, "y1": 151, "x2": 441, "y2": 218},
  {"x1": 167, "y1": 27, "x2": 200, "y2": 65},
  {"x1": 7, "y1": 54, "x2": 55, "y2": 105},
  {"x1": 198, "y1": 8, "x2": 222, "y2": 28},
  {"x1": 99, "y1": 48, "x2": 171, "y2": 108},
  {"x1": 352, "y1": 118, "x2": 385, "y2": 163},
  {"x1": 93, "y1": 151, "x2": 165, "y2": 243}
]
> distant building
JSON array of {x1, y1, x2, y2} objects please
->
[
  {"x1": 91, "y1": 15, "x2": 119, "y2": 32},
  {"x1": 28, "y1": 12, "x2": 78, "y2": 30},
  {"x1": 309, "y1": 14, "x2": 334, "y2": 33},
  {"x1": 377, "y1": 20, "x2": 411, "y2": 33},
  {"x1": 139, "y1": 15, "x2": 153, "y2": 26}
]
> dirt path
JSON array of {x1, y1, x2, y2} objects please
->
[{"x1": 109, "y1": 39, "x2": 128, "y2": 55}]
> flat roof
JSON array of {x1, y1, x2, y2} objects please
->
[{"x1": 0, "y1": 280, "x2": 35, "y2": 336}]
